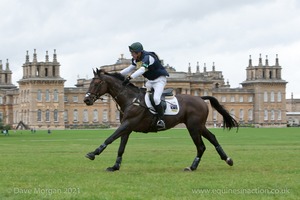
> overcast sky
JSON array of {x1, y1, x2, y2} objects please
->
[{"x1": 1, "y1": 0, "x2": 300, "y2": 98}]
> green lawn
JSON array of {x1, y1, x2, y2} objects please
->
[{"x1": 0, "y1": 128, "x2": 299, "y2": 200}]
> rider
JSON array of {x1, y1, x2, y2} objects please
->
[{"x1": 120, "y1": 42, "x2": 169, "y2": 130}]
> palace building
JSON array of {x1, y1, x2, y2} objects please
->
[{"x1": 0, "y1": 50, "x2": 295, "y2": 130}]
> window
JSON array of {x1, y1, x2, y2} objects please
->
[
  {"x1": 37, "y1": 90, "x2": 42, "y2": 101},
  {"x1": 230, "y1": 109, "x2": 235, "y2": 119},
  {"x1": 73, "y1": 96, "x2": 78, "y2": 102},
  {"x1": 83, "y1": 109, "x2": 88, "y2": 122},
  {"x1": 45, "y1": 90, "x2": 50, "y2": 102},
  {"x1": 26, "y1": 90, "x2": 29, "y2": 102},
  {"x1": 221, "y1": 96, "x2": 226, "y2": 102},
  {"x1": 22, "y1": 90, "x2": 25, "y2": 103},
  {"x1": 0, "y1": 112, "x2": 3, "y2": 121},
  {"x1": 20, "y1": 90, "x2": 23, "y2": 102},
  {"x1": 64, "y1": 110, "x2": 68, "y2": 122},
  {"x1": 0, "y1": 96, "x2": 2, "y2": 104},
  {"x1": 93, "y1": 109, "x2": 98, "y2": 122},
  {"x1": 73, "y1": 109, "x2": 78, "y2": 122},
  {"x1": 54, "y1": 109, "x2": 58, "y2": 122},
  {"x1": 271, "y1": 109, "x2": 275, "y2": 120},
  {"x1": 264, "y1": 109, "x2": 268, "y2": 120},
  {"x1": 270, "y1": 91, "x2": 275, "y2": 102},
  {"x1": 277, "y1": 110, "x2": 282, "y2": 120},
  {"x1": 248, "y1": 96, "x2": 253, "y2": 102},
  {"x1": 248, "y1": 109, "x2": 253, "y2": 121},
  {"x1": 24, "y1": 110, "x2": 27, "y2": 123},
  {"x1": 230, "y1": 96, "x2": 235, "y2": 102},
  {"x1": 14, "y1": 111, "x2": 18, "y2": 123},
  {"x1": 239, "y1": 109, "x2": 244, "y2": 121},
  {"x1": 102, "y1": 110, "x2": 108, "y2": 122},
  {"x1": 277, "y1": 92, "x2": 282, "y2": 102},
  {"x1": 54, "y1": 89, "x2": 58, "y2": 102},
  {"x1": 213, "y1": 110, "x2": 217, "y2": 121},
  {"x1": 264, "y1": 91, "x2": 268, "y2": 102},
  {"x1": 37, "y1": 109, "x2": 42, "y2": 122},
  {"x1": 64, "y1": 96, "x2": 68, "y2": 102},
  {"x1": 239, "y1": 96, "x2": 244, "y2": 102},
  {"x1": 45, "y1": 110, "x2": 50, "y2": 122}
]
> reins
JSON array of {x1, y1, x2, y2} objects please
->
[
  {"x1": 86, "y1": 72, "x2": 150, "y2": 114},
  {"x1": 85, "y1": 78, "x2": 105, "y2": 101}
]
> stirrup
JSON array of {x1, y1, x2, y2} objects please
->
[{"x1": 157, "y1": 120, "x2": 166, "y2": 129}]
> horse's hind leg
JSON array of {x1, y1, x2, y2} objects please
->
[
  {"x1": 202, "y1": 127, "x2": 233, "y2": 166},
  {"x1": 184, "y1": 126, "x2": 206, "y2": 171}
]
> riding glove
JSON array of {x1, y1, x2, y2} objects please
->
[{"x1": 122, "y1": 76, "x2": 132, "y2": 86}]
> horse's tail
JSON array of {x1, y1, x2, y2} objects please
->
[{"x1": 201, "y1": 96, "x2": 239, "y2": 131}]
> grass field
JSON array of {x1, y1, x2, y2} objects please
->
[{"x1": 0, "y1": 127, "x2": 299, "y2": 200}]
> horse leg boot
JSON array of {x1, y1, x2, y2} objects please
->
[
  {"x1": 85, "y1": 143, "x2": 107, "y2": 160},
  {"x1": 184, "y1": 157, "x2": 201, "y2": 171},
  {"x1": 216, "y1": 145, "x2": 233, "y2": 166},
  {"x1": 154, "y1": 102, "x2": 166, "y2": 130},
  {"x1": 106, "y1": 156, "x2": 122, "y2": 172}
]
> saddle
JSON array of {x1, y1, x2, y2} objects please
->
[
  {"x1": 132, "y1": 88, "x2": 179, "y2": 115},
  {"x1": 149, "y1": 88, "x2": 174, "y2": 110}
]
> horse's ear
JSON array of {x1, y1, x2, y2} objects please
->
[{"x1": 93, "y1": 69, "x2": 96, "y2": 76}]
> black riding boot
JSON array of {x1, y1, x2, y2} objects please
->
[{"x1": 154, "y1": 102, "x2": 166, "y2": 130}]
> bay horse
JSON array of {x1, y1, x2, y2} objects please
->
[{"x1": 84, "y1": 68, "x2": 239, "y2": 171}]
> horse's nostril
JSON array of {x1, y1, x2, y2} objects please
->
[
  {"x1": 84, "y1": 98, "x2": 89, "y2": 104},
  {"x1": 84, "y1": 98, "x2": 93, "y2": 105}
]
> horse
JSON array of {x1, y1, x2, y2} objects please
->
[{"x1": 84, "y1": 68, "x2": 239, "y2": 171}]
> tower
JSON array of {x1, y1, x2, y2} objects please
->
[
  {"x1": 241, "y1": 54, "x2": 287, "y2": 127},
  {"x1": 17, "y1": 49, "x2": 66, "y2": 129},
  {"x1": 0, "y1": 59, "x2": 15, "y2": 88},
  {"x1": 0, "y1": 59, "x2": 17, "y2": 125}
]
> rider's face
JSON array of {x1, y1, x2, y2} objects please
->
[{"x1": 130, "y1": 51, "x2": 141, "y2": 61}]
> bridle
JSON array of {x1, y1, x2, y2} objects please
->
[
  {"x1": 85, "y1": 75, "x2": 147, "y2": 115},
  {"x1": 85, "y1": 77, "x2": 127, "y2": 102},
  {"x1": 85, "y1": 78, "x2": 104, "y2": 102}
]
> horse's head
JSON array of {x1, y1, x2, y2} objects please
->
[{"x1": 84, "y1": 68, "x2": 107, "y2": 106}]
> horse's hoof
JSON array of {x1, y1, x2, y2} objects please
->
[
  {"x1": 226, "y1": 157, "x2": 233, "y2": 166},
  {"x1": 183, "y1": 167, "x2": 193, "y2": 171},
  {"x1": 85, "y1": 152, "x2": 95, "y2": 160},
  {"x1": 106, "y1": 166, "x2": 119, "y2": 172}
]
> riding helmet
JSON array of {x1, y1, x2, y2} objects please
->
[{"x1": 129, "y1": 42, "x2": 143, "y2": 53}]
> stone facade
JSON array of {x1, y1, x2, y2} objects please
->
[
  {"x1": 286, "y1": 93, "x2": 300, "y2": 126},
  {"x1": 0, "y1": 50, "x2": 295, "y2": 130}
]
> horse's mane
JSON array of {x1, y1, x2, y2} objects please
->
[{"x1": 96, "y1": 69, "x2": 141, "y2": 92}]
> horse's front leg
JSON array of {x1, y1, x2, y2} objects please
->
[
  {"x1": 106, "y1": 133, "x2": 131, "y2": 172},
  {"x1": 85, "y1": 121, "x2": 131, "y2": 161}
]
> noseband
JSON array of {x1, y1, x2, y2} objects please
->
[
  {"x1": 85, "y1": 78, "x2": 104, "y2": 102},
  {"x1": 85, "y1": 76, "x2": 131, "y2": 104}
]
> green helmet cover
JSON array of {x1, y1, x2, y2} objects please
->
[{"x1": 129, "y1": 42, "x2": 143, "y2": 53}]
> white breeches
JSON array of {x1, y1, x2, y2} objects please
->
[{"x1": 145, "y1": 76, "x2": 167, "y2": 105}]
